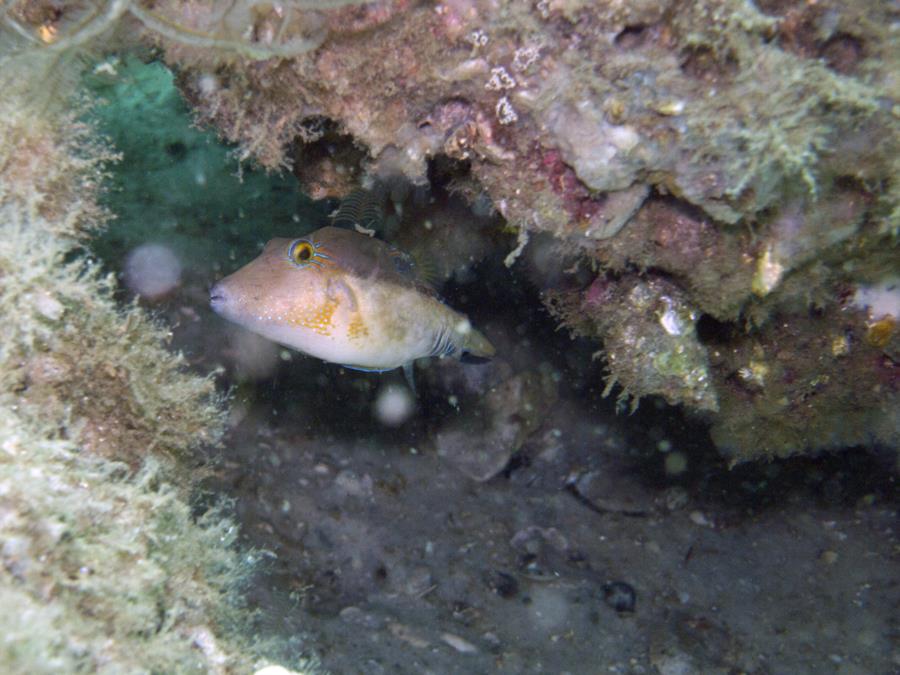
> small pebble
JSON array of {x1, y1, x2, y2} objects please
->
[
  {"x1": 388, "y1": 622, "x2": 430, "y2": 649},
  {"x1": 254, "y1": 667, "x2": 308, "y2": 675},
  {"x1": 519, "y1": 556, "x2": 555, "y2": 581},
  {"x1": 689, "y1": 510, "x2": 712, "y2": 527},
  {"x1": 664, "y1": 486, "x2": 689, "y2": 511},
  {"x1": 441, "y1": 632, "x2": 478, "y2": 654},
  {"x1": 483, "y1": 569, "x2": 519, "y2": 598},
  {"x1": 402, "y1": 565, "x2": 434, "y2": 596},
  {"x1": 820, "y1": 550, "x2": 839, "y2": 565},
  {"x1": 602, "y1": 581, "x2": 637, "y2": 613},
  {"x1": 339, "y1": 606, "x2": 384, "y2": 629},
  {"x1": 334, "y1": 470, "x2": 373, "y2": 498}
]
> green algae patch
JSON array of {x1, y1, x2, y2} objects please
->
[{"x1": 84, "y1": 56, "x2": 322, "y2": 281}]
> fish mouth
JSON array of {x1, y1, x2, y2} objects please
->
[{"x1": 209, "y1": 283, "x2": 228, "y2": 312}]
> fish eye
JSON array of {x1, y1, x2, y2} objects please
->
[{"x1": 289, "y1": 240, "x2": 315, "y2": 266}]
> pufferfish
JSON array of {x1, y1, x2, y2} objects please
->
[{"x1": 209, "y1": 226, "x2": 495, "y2": 389}]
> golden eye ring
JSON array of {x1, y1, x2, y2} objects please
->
[{"x1": 288, "y1": 240, "x2": 315, "y2": 266}]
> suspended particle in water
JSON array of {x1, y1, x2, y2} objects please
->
[
  {"x1": 374, "y1": 384, "x2": 415, "y2": 426},
  {"x1": 124, "y1": 243, "x2": 182, "y2": 300},
  {"x1": 664, "y1": 451, "x2": 688, "y2": 476}
]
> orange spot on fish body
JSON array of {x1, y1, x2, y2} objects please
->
[
  {"x1": 288, "y1": 298, "x2": 338, "y2": 335},
  {"x1": 347, "y1": 315, "x2": 369, "y2": 342}
]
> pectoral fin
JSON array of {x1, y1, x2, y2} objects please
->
[
  {"x1": 326, "y1": 276, "x2": 359, "y2": 312},
  {"x1": 403, "y1": 361, "x2": 416, "y2": 396}
]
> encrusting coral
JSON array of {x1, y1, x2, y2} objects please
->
[
  {"x1": 133, "y1": 0, "x2": 896, "y2": 461},
  {"x1": 547, "y1": 274, "x2": 718, "y2": 414},
  {"x1": 0, "y1": 218, "x2": 227, "y2": 462},
  {"x1": 2, "y1": 0, "x2": 897, "y2": 462}
]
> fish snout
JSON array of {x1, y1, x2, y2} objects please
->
[{"x1": 209, "y1": 282, "x2": 230, "y2": 314}]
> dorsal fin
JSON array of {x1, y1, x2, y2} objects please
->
[
  {"x1": 309, "y1": 226, "x2": 432, "y2": 295},
  {"x1": 405, "y1": 245, "x2": 441, "y2": 288},
  {"x1": 386, "y1": 245, "x2": 440, "y2": 297}
]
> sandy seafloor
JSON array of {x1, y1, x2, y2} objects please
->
[
  {"x1": 124, "y1": 253, "x2": 900, "y2": 675},
  {"x1": 91, "y1": 59, "x2": 899, "y2": 675},
  {"x1": 211, "y1": 387, "x2": 898, "y2": 675},
  {"x1": 167, "y1": 296, "x2": 900, "y2": 675}
]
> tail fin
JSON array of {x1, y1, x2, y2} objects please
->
[{"x1": 459, "y1": 324, "x2": 495, "y2": 363}]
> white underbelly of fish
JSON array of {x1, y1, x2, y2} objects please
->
[{"x1": 257, "y1": 320, "x2": 433, "y2": 370}]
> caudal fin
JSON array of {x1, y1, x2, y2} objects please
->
[{"x1": 459, "y1": 325, "x2": 495, "y2": 362}]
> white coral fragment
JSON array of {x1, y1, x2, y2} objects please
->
[
  {"x1": 485, "y1": 66, "x2": 516, "y2": 91},
  {"x1": 513, "y1": 45, "x2": 540, "y2": 72},
  {"x1": 496, "y1": 96, "x2": 518, "y2": 125}
]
